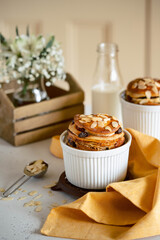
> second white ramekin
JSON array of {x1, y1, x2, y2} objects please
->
[
  {"x1": 60, "y1": 129, "x2": 132, "y2": 189},
  {"x1": 120, "y1": 91, "x2": 160, "y2": 140}
]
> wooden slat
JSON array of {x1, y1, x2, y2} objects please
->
[
  {"x1": 14, "y1": 120, "x2": 71, "y2": 146},
  {"x1": 0, "y1": 89, "x2": 15, "y2": 145},
  {"x1": 14, "y1": 104, "x2": 84, "y2": 133},
  {"x1": 14, "y1": 91, "x2": 84, "y2": 120}
]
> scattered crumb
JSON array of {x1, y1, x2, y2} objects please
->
[
  {"x1": 62, "y1": 200, "x2": 67, "y2": 204},
  {"x1": 23, "y1": 200, "x2": 41, "y2": 207},
  {"x1": 1, "y1": 197, "x2": 14, "y2": 201},
  {"x1": 43, "y1": 182, "x2": 57, "y2": 189},
  {"x1": 48, "y1": 191, "x2": 54, "y2": 196},
  {"x1": 24, "y1": 201, "x2": 34, "y2": 207},
  {"x1": 34, "y1": 201, "x2": 41, "y2": 206},
  {"x1": 18, "y1": 196, "x2": 28, "y2": 201},
  {"x1": 33, "y1": 194, "x2": 42, "y2": 200},
  {"x1": 28, "y1": 191, "x2": 38, "y2": 196},
  {"x1": 35, "y1": 205, "x2": 42, "y2": 212},
  {"x1": 22, "y1": 190, "x2": 26, "y2": 193},
  {"x1": 0, "y1": 188, "x2": 5, "y2": 192},
  {"x1": 14, "y1": 191, "x2": 19, "y2": 195},
  {"x1": 50, "y1": 202, "x2": 59, "y2": 208},
  {"x1": 18, "y1": 188, "x2": 22, "y2": 191}
]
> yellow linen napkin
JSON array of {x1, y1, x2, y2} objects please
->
[{"x1": 41, "y1": 128, "x2": 160, "y2": 240}]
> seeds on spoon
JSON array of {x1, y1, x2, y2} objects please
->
[{"x1": 26, "y1": 160, "x2": 47, "y2": 175}]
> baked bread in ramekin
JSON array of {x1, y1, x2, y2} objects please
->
[
  {"x1": 126, "y1": 77, "x2": 160, "y2": 105},
  {"x1": 66, "y1": 114, "x2": 125, "y2": 151}
]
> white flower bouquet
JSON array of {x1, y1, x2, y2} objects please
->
[{"x1": 0, "y1": 27, "x2": 66, "y2": 99}]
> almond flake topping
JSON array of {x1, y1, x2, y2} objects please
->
[
  {"x1": 112, "y1": 116, "x2": 117, "y2": 120},
  {"x1": 33, "y1": 194, "x2": 42, "y2": 200},
  {"x1": 81, "y1": 117, "x2": 91, "y2": 122},
  {"x1": 35, "y1": 206, "x2": 42, "y2": 212},
  {"x1": 144, "y1": 78, "x2": 152, "y2": 82},
  {"x1": 18, "y1": 196, "x2": 28, "y2": 201},
  {"x1": 26, "y1": 160, "x2": 46, "y2": 175},
  {"x1": 132, "y1": 82, "x2": 138, "y2": 89},
  {"x1": 23, "y1": 200, "x2": 41, "y2": 207},
  {"x1": 92, "y1": 117, "x2": 103, "y2": 122},
  {"x1": 138, "y1": 80, "x2": 145, "y2": 86},
  {"x1": 103, "y1": 118, "x2": 111, "y2": 122},
  {"x1": 0, "y1": 188, "x2": 5, "y2": 192},
  {"x1": 97, "y1": 114, "x2": 106, "y2": 118},
  {"x1": 112, "y1": 121, "x2": 118, "y2": 128},
  {"x1": 105, "y1": 126, "x2": 112, "y2": 132},
  {"x1": 138, "y1": 85, "x2": 147, "y2": 90},
  {"x1": 139, "y1": 99, "x2": 149, "y2": 104},
  {"x1": 91, "y1": 122, "x2": 97, "y2": 128},
  {"x1": 98, "y1": 121, "x2": 105, "y2": 128},
  {"x1": 80, "y1": 114, "x2": 85, "y2": 118},
  {"x1": 79, "y1": 120, "x2": 86, "y2": 123},
  {"x1": 152, "y1": 86, "x2": 158, "y2": 94},
  {"x1": 155, "y1": 81, "x2": 160, "y2": 88},
  {"x1": 1, "y1": 197, "x2": 14, "y2": 201},
  {"x1": 145, "y1": 90, "x2": 151, "y2": 99},
  {"x1": 28, "y1": 191, "x2": 38, "y2": 196},
  {"x1": 147, "y1": 82, "x2": 155, "y2": 87}
]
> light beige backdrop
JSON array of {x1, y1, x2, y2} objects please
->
[{"x1": 0, "y1": 0, "x2": 160, "y2": 105}]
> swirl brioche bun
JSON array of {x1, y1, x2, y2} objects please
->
[
  {"x1": 66, "y1": 114, "x2": 125, "y2": 151},
  {"x1": 125, "y1": 77, "x2": 160, "y2": 105}
]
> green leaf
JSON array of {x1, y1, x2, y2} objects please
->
[
  {"x1": 37, "y1": 35, "x2": 43, "y2": 40},
  {"x1": 45, "y1": 36, "x2": 55, "y2": 49},
  {"x1": 39, "y1": 36, "x2": 55, "y2": 57},
  {"x1": 0, "y1": 33, "x2": 6, "y2": 44},
  {"x1": 26, "y1": 25, "x2": 30, "y2": 36},
  {"x1": 16, "y1": 26, "x2": 19, "y2": 36}
]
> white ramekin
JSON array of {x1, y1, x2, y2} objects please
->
[
  {"x1": 120, "y1": 91, "x2": 160, "y2": 140},
  {"x1": 60, "y1": 129, "x2": 132, "y2": 189}
]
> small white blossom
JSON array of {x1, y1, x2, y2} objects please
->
[
  {"x1": 46, "y1": 81, "x2": 51, "y2": 87},
  {"x1": 51, "y1": 71, "x2": 55, "y2": 76},
  {"x1": 51, "y1": 77, "x2": 56, "y2": 83},
  {"x1": 25, "y1": 61, "x2": 31, "y2": 68},
  {"x1": 17, "y1": 79, "x2": 22, "y2": 84},
  {"x1": 31, "y1": 68, "x2": 36, "y2": 74},
  {"x1": 18, "y1": 58, "x2": 23, "y2": 62},
  {"x1": 18, "y1": 66, "x2": 25, "y2": 72}
]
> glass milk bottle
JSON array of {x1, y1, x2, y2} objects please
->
[{"x1": 92, "y1": 43, "x2": 123, "y2": 120}]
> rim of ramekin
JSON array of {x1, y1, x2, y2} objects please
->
[
  {"x1": 120, "y1": 90, "x2": 160, "y2": 110},
  {"x1": 60, "y1": 129, "x2": 132, "y2": 155}
]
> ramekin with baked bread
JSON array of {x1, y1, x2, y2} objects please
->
[
  {"x1": 125, "y1": 78, "x2": 160, "y2": 105},
  {"x1": 60, "y1": 114, "x2": 131, "y2": 189},
  {"x1": 120, "y1": 77, "x2": 160, "y2": 140}
]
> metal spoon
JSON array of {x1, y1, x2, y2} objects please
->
[{"x1": 2, "y1": 160, "x2": 48, "y2": 198}]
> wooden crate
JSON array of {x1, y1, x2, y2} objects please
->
[{"x1": 0, "y1": 73, "x2": 84, "y2": 146}]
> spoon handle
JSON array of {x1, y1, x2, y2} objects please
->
[{"x1": 3, "y1": 175, "x2": 31, "y2": 197}]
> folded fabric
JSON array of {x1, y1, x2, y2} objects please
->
[{"x1": 41, "y1": 128, "x2": 160, "y2": 240}]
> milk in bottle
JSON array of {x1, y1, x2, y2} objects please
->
[{"x1": 91, "y1": 43, "x2": 123, "y2": 120}]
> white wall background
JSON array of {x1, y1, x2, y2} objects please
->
[{"x1": 0, "y1": 0, "x2": 160, "y2": 105}]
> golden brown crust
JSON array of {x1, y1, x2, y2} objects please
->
[
  {"x1": 66, "y1": 114, "x2": 125, "y2": 151},
  {"x1": 126, "y1": 77, "x2": 160, "y2": 105}
]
